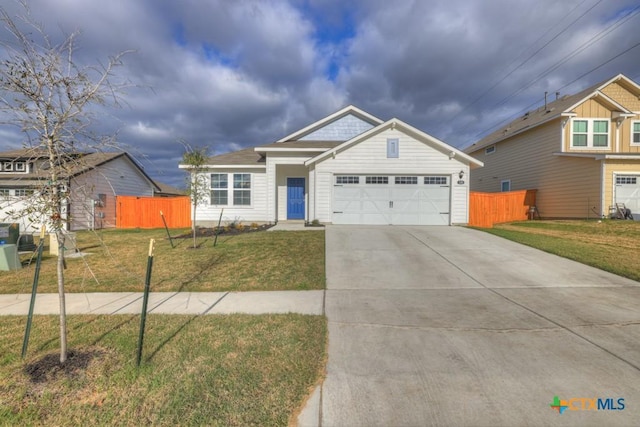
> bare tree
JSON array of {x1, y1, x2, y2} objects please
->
[
  {"x1": 181, "y1": 143, "x2": 209, "y2": 249},
  {"x1": 0, "y1": 1, "x2": 130, "y2": 363}
]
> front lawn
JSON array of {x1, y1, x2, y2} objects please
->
[
  {"x1": 478, "y1": 220, "x2": 640, "y2": 281},
  {"x1": 0, "y1": 228, "x2": 325, "y2": 294},
  {"x1": 0, "y1": 313, "x2": 327, "y2": 426}
]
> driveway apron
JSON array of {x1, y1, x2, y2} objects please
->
[{"x1": 317, "y1": 225, "x2": 640, "y2": 426}]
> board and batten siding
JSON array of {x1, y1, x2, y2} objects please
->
[
  {"x1": 470, "y1": 120, "x2": 602, "y2": 218},
  {"x1": 195, "y1": 168, "x2": 268, "y2": 225},
  {"x1": 563, "y1": 99, "x2": 614, "y2": 153},
  {"x1": 69, "y1": 155, "x2": 154, "y2": 230},
  {"x1": 313, "y1": 128, "x2": 470, "y2": 223}
]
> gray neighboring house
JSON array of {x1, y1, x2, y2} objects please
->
[{"x1": 0, "y1": 149, "x2": 159, "y2": 232}]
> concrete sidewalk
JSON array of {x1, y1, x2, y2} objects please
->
[{"x1": 0, "y1": 290, "x2": 325, "y2": 316}]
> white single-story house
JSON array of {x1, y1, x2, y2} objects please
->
[{"x1": 181, "y1": 106, "x2": 483, "y2": 226}]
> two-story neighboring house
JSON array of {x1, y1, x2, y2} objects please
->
[
  {"x1": 465, "y1": 73, "x2": 640, "y2": 219},
  {"x1": 0, "y1": 149, "x2": 159, "y2": 231}
]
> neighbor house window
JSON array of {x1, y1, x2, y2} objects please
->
[
  {"x1": 632, "y1": 121, "x2": 640, "y2": 145},
  {"x1": 210, "y1": 173, "x2": 228, "y2": 205},
  {"x1": 336, "y1": 176, "x2": 359, "y2": 184},
  {"x1": 616, "y1": 176, "x2": 637, "y2": 185},
  {"x1": 0, "y1": 188, "x2": 9, "y2": 196},
  {"x1": 14, "y1": 189, "x2": 33, "y2": 197},
  {"x1": 501, "y1": 180, "x2": 511, "y2": 192},
  {"x1": 14, "y1": 162, "x2": 26, "y2": 172},
  {"x1": 395, "y1": 176, "x2": 417, "y2": 184},
  {"x1": 233, "y1": 173, "x2": 251, "y2": 206},
  {"x1": 571, "y1": 119, "x2": 609, "y2": 148},
  {"x1": 366, "y1": 176, "x2": 389, "y2": 184},
  {"x1": 387, "y1": 138, "x2": 399, "y2": 158},
  {"x1": 2, "y1": 162, "x2": 13, "y2": 171}
]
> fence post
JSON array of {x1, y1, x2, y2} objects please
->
[{"x1": 136, "y1": 239, "x2": 155, "y2": 367}]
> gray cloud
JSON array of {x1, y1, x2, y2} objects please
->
[{"x1": 0, "y1": 0, "x2": 638, "y2": 187}]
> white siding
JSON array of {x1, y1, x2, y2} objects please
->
[
  {"x1": 313, "y1": 128, "x2": 470, "y2": 223},
  {"x1": 265, "y1": 154, "x2": 313, "y2": 222},
  {"x1": 195, "y1": 169, "x2": 268, "y2": 226}
]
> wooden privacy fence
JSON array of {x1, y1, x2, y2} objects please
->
[
  {"x1": 468, "y1": 190, "x2": 537, "y2": 228},
  {"x1": 116, "y1": 196, "x2": 191, "y2": 229}
]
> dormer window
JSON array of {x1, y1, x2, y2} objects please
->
[
  {"x1": 2, "y1": 162, "x2": 13, "y2": 171},
  {"x1": 14, "y1": 162, "x2": 26, "y2": 172}
]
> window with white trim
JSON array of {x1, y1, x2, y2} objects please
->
[
  {"x1": 210, "y1": 173, "x2": 228, "y2": 205},
  {"x1": 336, "y1": 176, "x2": 359, "y2": 184},
  {"x1": 14, "y1": 162, "x2": 26, "y2": 172},
  {"x1": 616, "y1": 176, "x2": 637, "y2": 185},
  {"x1": 0, "y1": 188, "x2": 9, "y2": 196},
  {"x1": 632, "y1": 121, "x2": 640, "y2": 145},
  {"x1": 365, "y1": 176, "x2": 388, "y2": 184},
  {"x1": 501, "y1": 180, "x2": 511, "y2": 192},
  {"x1": 571, "y1": 119, "x2": 609, "y2": 148},
  {"x1": 233, "y1": 173, "x2": 251, "y2": 206},
  {"x1": 395, "y1": 176, "x2": 417, "y2": 184},
  {"x1": 424, "y1": 176, "x2": 448, "y2": 185},
  {"x1": 14, "y1": 189, "x2": 33, "y2": 197},
  {"x1": 2, "y1": 162, "x2": 13, "y2": 171}
]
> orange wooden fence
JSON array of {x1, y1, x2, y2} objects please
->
[
  {"x1": 468, "y1": 190, "x2": 537, "y2": 228},
  {"x1": 116, "y1": 196, "x2": 191, "y2": 229}
]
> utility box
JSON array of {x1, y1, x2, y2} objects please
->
[
  {"x1": 0, "y1": 244, "x2": 21, "y2": 271},
  {"x1": 0, "y1": 223, "x2": 19, "y2": 245}
]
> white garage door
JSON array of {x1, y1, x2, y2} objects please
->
[
  {"x1": 615, "y1": 175, "x2": 640, "y2": 215},
  {"x1": 333, "y1": 175, "x2": 450, "y2": 225}
]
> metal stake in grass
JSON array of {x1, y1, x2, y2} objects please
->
[
  {"x1": 136, "y1": 239, "x2": 155, "y2": 367},
  {"x1": 21, "y1": 227, "x2": 46, "y2": 359},
  {"x1": 214, "y1": 208, "x2": 224, "y2": 247},
  {"x1": 159, "y1": 211, "x2": 174, "y2": 248}
]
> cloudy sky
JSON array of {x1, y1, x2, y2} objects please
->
[{"x1": 1, "y1": 0, "x2": 639, "y2": 187}]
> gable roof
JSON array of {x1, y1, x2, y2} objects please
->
[
  {"x1": 0, "y1": 149, "x2": 160, "y2": 191},
  {"x1": 186, "y1": 147, "x2": 266, "y2": 168},
  {"x1": 306, "y1": 118, "x2": 483, "y2": 168},
  {"x1": 277, "y1": 105, "x2": 384, "y2": 142},
  {"x1": 466, "y1": 73, "x2": 640, "y2": 153}
]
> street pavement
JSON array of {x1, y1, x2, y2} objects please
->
[{"x1": 298, "y1": 225, "x2": 640, "y2": 427}]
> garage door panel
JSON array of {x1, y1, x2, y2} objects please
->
[
  {"x1": 615, "y1": 175, "x2": 640, "y2": 215},
  {"x1": 333, "y1": 176, "x2": 451, "y2": 225}
]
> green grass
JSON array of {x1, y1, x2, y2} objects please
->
[
  {"x1": 0, "y1": 313, "x2": 327, "y2": 426},
  {"x1": 0, "y1": 228, "x2": 326, "y2": 293},
  {"x1": 477, "y1": 220, "x2": 640, "y2": 281}
]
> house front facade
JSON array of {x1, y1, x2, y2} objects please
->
[
  {"x1": 181, "y1": 106, "x2": 483, "y2": 226},
  {"x1": 465, "y1": 74, "x2": 640, "y2": 219},
  {"x1": 0, "y1": 150, "x2": 159, "y2": 232}
]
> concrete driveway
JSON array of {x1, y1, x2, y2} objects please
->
[{"x1": 306, "y1": 225, "x2": 640, "y2": 426}]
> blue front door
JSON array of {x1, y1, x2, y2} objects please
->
[{"x1": 287, "y1": 178, "x2": 305, "y2": 220}]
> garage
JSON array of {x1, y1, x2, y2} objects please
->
[
  {"x1": 332, "y1": 175, "x2": 450, "y2": 225},
  {"x1": 615, "y1": 174, "x2": 640, "y2": 216}
]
